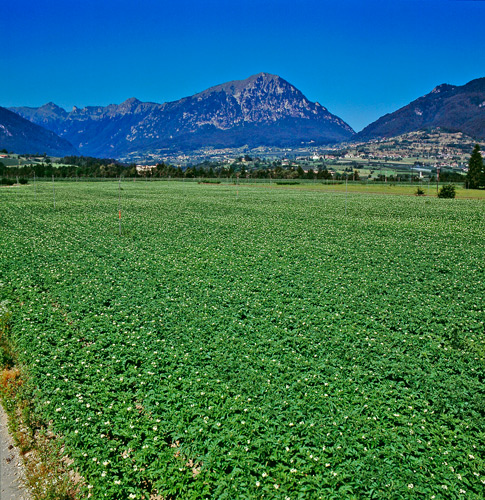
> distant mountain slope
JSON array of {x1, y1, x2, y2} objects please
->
[
  {"x1": 355, "y1": 77, "x2": 485, "y2": 141},
  {"x1": 9, "y1": 73, "x2": 354, "y2": 158},
  {"x1": 11, "y1": 102, "x2": 69, "y2": 131},
  {"x1": 0, "y1": 106, "x2": 78, "y2": 156}
]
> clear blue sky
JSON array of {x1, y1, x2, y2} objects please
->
[{"x1": 2, "y1": 0, "x2": 484, "y2": 132}]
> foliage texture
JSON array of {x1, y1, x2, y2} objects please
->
[{"x1": 0, "y1": 182, "x2": 484, "y2": 499}]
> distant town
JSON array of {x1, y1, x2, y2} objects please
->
[
  {"x1": 118, "y1": 129, "x2": 483, "y2": 182},
  {"x1": 1, "y1": 128, "x2": 484, "y2": 185}
]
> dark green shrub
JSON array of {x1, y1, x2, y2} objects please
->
[
  {"x1": 1, "y1": 178, "x2": 14, "y2": 186},
  {"x1": 438, "y1": 184, "x2": 456, "y2": 199},
  {"x1": 415, "y1": 187, "x2": 425, "y2": 196},
  {"x1": 19, "y1": 178, "x2": 28, "y2": 185}
]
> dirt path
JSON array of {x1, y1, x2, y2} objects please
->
[{"x1": 0, "y1": 404, "x2": 31, "y2": 500}]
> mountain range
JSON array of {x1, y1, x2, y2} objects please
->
[
  {"x1": 7, "y1": 73, "x2": 354, "y2": 158},
  {"x1": 3, "y1": 73, "x2": 485, "y2": 159}
]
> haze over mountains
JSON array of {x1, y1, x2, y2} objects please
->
[{"x1": 3, "y1": 73, "x2": 485, "y2": 159}]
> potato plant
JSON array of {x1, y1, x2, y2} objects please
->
[{"x1": 0, "y1": 181, "x2": 484, "y2": 499}]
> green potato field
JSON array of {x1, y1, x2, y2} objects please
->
[{"x1": 0, "y1": 181, "x2": 484, "y2": 499}]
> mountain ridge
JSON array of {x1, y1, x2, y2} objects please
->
[
  {"x1": 354, "y1": 77, "x2": 485, "y2": 141},
  {"x1": 0, "y1": 106, "x2": 78, "y2": 156},
  {"x1": 7, "y1": 74, "x2": 485, "y2": 159},
  {"x1": 8, "y1": 73, "x2": 354, "y2": 158}
]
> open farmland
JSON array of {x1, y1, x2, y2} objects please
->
[{"x1": 0, "y1": 181, "x2": 484, "y2": 499}]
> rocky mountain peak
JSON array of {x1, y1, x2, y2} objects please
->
[
  {"x1": 194, "y1": 73, "x2": 297, "y2": 101},
  {"x1": 185, "y1": 73, "x2": 353, "y2": 134},
  {"x1": 7, "y1": 73, "x2": 355, "y2": 157},
  {"x1": 430, "y1": 83, "x2": 455, "y2": 95},
  {"x1": 119, "y1": 97, "x2": 142, "y2": 109},
  {"x1": 40, "y1": 102, "x2": 67, "y2": 112}
]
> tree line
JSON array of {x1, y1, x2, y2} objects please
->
[
  {"x1": 0, "y1": 156, "x2": 337, "y2": 180},
  {"x1": 1, "y1": 147, "x2": 482, "y2": 186}
]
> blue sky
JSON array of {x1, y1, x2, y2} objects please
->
[{"x1": 2, "y1": 0, "x2": 484, "y2": 131}]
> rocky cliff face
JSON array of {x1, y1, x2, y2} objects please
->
[
  {"x1": 10, "y1": 73, "x2": 354, "y2": 158},
  {"x1": 167, "y1": 73, "x2": 354, "y2": 131},
  {"x1": 355, "y1": 77, "x2": 485, "y2": 141}
]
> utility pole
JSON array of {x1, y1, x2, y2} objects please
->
[
  {"x1": 118, "y1": 176, "x2": 122, "y2": 236},
  {"x1": 345, "y1": 174, "x2": 348, "y2": 216},
  {"x1": 436, "y1": 165, "x2": 440, "y2": 196}
]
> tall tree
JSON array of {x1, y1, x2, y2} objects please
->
[{"x1": 467, "y1": 144, "x2": 483, "y2": 189}]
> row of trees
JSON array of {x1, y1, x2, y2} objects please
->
[
  {"x1": 0, "y1": 159, "x2": 336, "y2": 180},
  {"x1": 0, "y1": 156, "x2": 129, "y2": 179},
  {"x1": 170, "y1": 164, "x2": 339, "y2": 180},
  {"x1": 1, "y1": 147, "x2": 482, "y2": 186}
]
